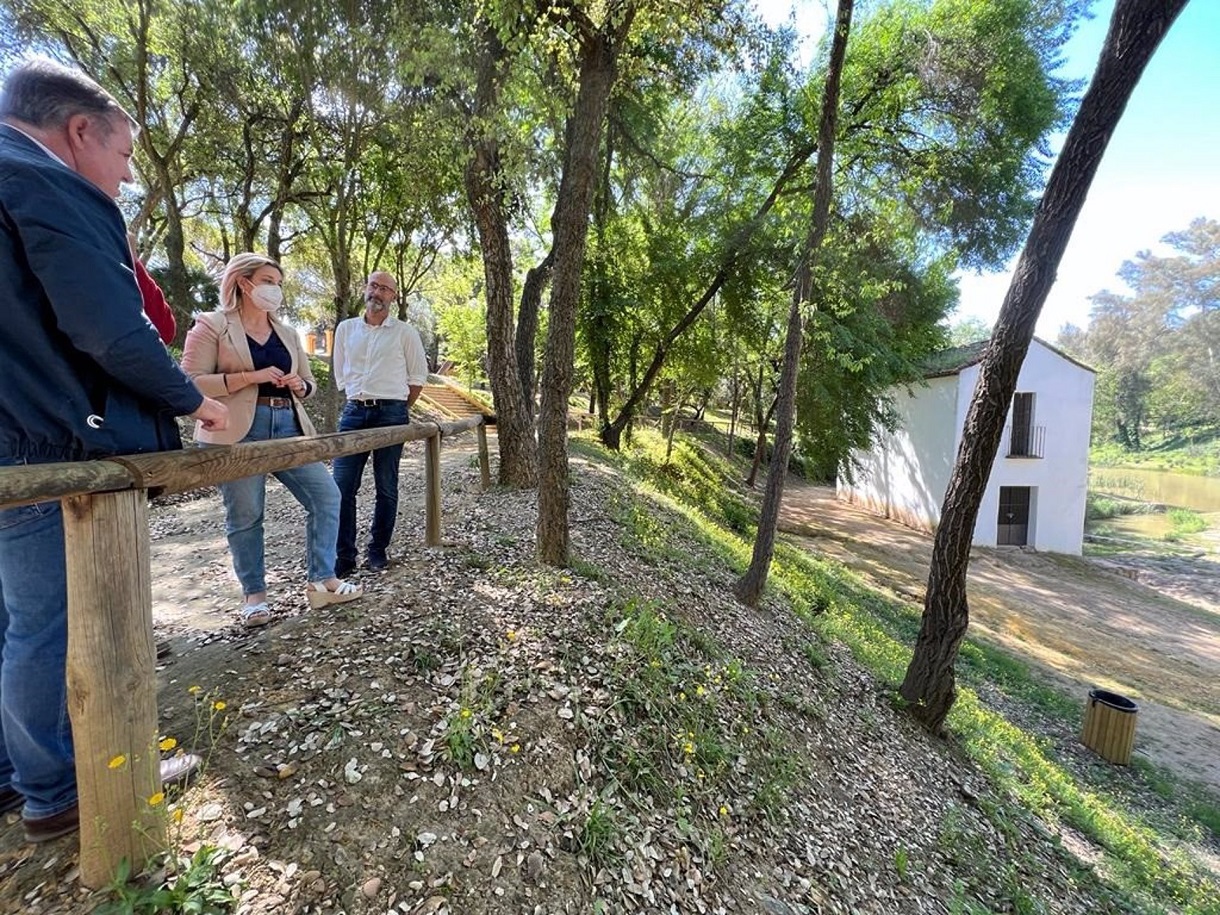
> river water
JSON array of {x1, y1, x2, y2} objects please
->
[
  {"x1": 1090, "y1": 466, "x2": 1220, "y2": 540},
  {"x1": 1090, "y1": 467, "x2": 1220, "y2": 511}
]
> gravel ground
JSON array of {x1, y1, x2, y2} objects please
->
[{"x1": 0, "y1": 436, "x2": 1211, "y2": 914}]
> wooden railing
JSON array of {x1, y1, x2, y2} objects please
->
[{"x1": 0, "y1": 415, "x2": 491, "y2": 888}]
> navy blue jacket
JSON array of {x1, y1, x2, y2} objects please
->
[{"x1": 0, "y1": 125, "x2": 203, "y2": 463}]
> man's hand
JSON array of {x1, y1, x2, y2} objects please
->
[{"x1": 191, "y1": 397, "x2": 229, "y2": 431}]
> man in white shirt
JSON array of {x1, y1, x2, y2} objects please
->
[{"x1": 331, "y1": 271, "x2": 429, "y2": 575}]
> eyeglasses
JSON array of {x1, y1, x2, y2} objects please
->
[{"x1": 367, "y1": 281, "x2": 397, "y2": 295}]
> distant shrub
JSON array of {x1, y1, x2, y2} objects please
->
[
  {"x1": 1166, "y1": 508, "x2": 1207, "y2": 536},
  {"x1": 1085, "y1": 492, "x2": 1152, "y2": 521}
]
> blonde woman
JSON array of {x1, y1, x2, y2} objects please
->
[{"x1": 181, "y1": 253, "x2": 361, "y2": 627}]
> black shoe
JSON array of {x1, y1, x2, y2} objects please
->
[
  {"x1": 1, "y1": 786, "x2": 22, "y2": 814},
  {"x1": 24, "y1": 804, "x2": 79, "y2": 843},
  {"x1": 366, "y1": 554, "x2": 388, "y2": 572},
  {"x1": 335, "y1": 559, "x2": 357, "y2": 578}
]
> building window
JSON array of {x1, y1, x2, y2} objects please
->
[{"x1": 1007, "y1": 392, "x2": 1044, "y2": 458}]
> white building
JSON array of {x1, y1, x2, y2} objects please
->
[{"x1": 837, "y1": 338, "x2": 1095, "y2": 554}]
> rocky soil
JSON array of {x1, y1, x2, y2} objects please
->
[{"x1": 0, "y1": 436, "x2": 1213, "y2": 914}]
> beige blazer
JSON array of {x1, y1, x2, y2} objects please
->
[{"x1": 181, "y1": 310, "x2": 318, "y2": 445}]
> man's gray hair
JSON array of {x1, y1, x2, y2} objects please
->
[{"x1": 0, "y1": 58, "x2": 134, "y2": 133}]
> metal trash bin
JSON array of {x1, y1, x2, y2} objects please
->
[{"x1": 1082, "y1": 688, "x2": 1138, "y2": 765}]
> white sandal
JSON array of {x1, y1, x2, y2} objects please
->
[
  {"x1": 306, "y1": 580, "x2": 363, "y2": 610},
  {"x1": 241, "y1": 602, "x2": 272, "y2": 628}
]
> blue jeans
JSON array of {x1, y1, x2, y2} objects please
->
[
  {"x1": 219, "y1": 405, "x2": 341, "y2": 593},
  {"x1": 332, "y1": 400, "x2": 409, "y2": 566},
  {"x1": 0, "y1": 498, "x2": 76, "y2": 818}
]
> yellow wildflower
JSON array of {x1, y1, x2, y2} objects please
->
[
  {"x1": 108, "y1": 754, "x2": 127, "y2": 769},
  {"x1": 719, "y1": 805, "x2": 728, "y2": 817},
  {"x1": 158, "y1": 737, "x2": 178, "y2": 752},
  {"x1": 147, "y1": 792, "x2": 165, "y2": 807},
  {"x1": 510, "y1": 744, "x2": 521, "y2": 753},
  {"x1": 187, "y1": 685, "x2": 202, "y2": 695},
  {"x1": 460, "y1": 708, "x2": 473, "y2": 720},
  {"x1": 172, "y1": 809, "x2": 185, "y2": 824},
  {"x1": 213, "y1": 700, "x2": 226, "y2": 711}
]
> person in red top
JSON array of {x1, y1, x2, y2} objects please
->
[{"x1": 128, "y1": 233, "x2": 175, "y2": 344}]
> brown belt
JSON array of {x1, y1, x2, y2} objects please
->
[{"x1": 256, "y1": 396, "x2": 293, "y2": 409}]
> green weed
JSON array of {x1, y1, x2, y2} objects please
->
[
  {"x1": 580, "y1": 428, "x2": 1220, "y2": 913},
  {"x1": 96, "y1": 848, "x2": 235, "y2": 914},
  {"x1": 578, "y1": 799, "x2": 620, "y2": 868}
]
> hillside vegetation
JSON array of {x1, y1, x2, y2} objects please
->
[{"x1": 1, "y1": 431, "x2": 1217, "y2": 915}]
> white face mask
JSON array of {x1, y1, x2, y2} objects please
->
[{"x1": 248, "y1": 283, "x2": 283, "y2": 312}]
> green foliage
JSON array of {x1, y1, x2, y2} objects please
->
[
  {"x1": 578, "y1": 799, "x2": 620, "y2": 868},
  {"x1": 581, "y1": 428, "x2": 1220, "y2": 913},
  {"x1": 1091, "y1": 424, "x2": 1220, "y2": 477},
  {"x1": 426, "y1": 256, "x2": 489, "y2": 389},
  {"x1": 97, "y1": 847, "x2": 235, "y2": 915},
  {"x1": 1065, "y1": 219, "x2": 1220, "y2": 449},
  {"x1": 617, "y1": 430, "x2": 759, "y2": 537},
  {"x1": 794, "y1": 215, "x2": 956, "y2": 480},
  {"x1": 1085, "y1": 492, "x2": 1153, "y2": 521},
  {"x1": 1165, "y1": 508, "x2": 1207, "y2": 538}
]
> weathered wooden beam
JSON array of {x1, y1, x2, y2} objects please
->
[
  {"x1": 0, "y1": 418, "x2": 489, "y2": 510},
  {"x1": 63, "y1": 490, "x2": 163, "y2": 888},
  {"x1": 425, "y1": 433, "x2": 442, "y2": 546},
  {"x1": 476, "y1": 423, "x2": 492, "y2": 490},
  {"x1": 122, "y1": 425, "x2": 442, "y2": 497},
  {"x1": 0, "y1": 461, "x2": 136, "y2": 510}
]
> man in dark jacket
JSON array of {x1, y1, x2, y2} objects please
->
[{"x1": 0, "y1": 58, "x2": 227, "y2": 843}]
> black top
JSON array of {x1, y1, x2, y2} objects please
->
[{"x1": 247, "y1": 331, "x2": 293, "y2": 398}]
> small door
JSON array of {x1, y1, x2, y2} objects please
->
[{"x1": 997, "y1": 486, "x2": 1030, "y2": 546}]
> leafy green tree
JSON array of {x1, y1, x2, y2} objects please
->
[
  {"x1": 1066, "y1": 218, "x2": 1220, "y2": 447},
  {"x1": 946, "y1": 316, "x2": 993, "y2": 347},
  {"x1": 736, "y1": 0, "x2": 854, "y2": 607},
  {"x1": 900, "y1": 0, "x2": 1190, "y2": 734},
  {"x1": 425, "y1": 256, "x2": 489, "y2": 389}
]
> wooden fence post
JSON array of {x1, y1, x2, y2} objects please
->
[
  {"x1": 476, "y1": 423, "x2": 492, "y2": 490},
  {"x1": 63, "y1": 490, "x2": 164, "y2": 888},
  {"x1": 425, "y1": 431, "x2": 442, "y2": 546}
]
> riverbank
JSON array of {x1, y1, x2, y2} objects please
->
[{"x1": 1091, "y1": 425, "x2": 1220, "y2": 477}]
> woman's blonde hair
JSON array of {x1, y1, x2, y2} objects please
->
[{"x1": 218, "y1": 253, "x2": 282, "y2": 313}]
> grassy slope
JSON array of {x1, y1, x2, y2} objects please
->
[
  {"x1": 1092, "y1": 426, "x2": 1220, "y2": 476},
  {"x1": 586, "y1": 428, "x2": 1220, "y2": 915}
]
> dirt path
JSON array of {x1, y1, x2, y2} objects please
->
[
  {"x1": 150, "y1": 452, "x2": 1220, "y2": 795},
  {"x1": 779, "y1": 482, "x2": 1220, "y2": 795}
]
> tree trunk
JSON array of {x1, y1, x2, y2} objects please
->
[
  {"x1": 745, "y1": 382, "x2": 777, "y2": 489},
  {"x1": 736, "y1": 0, "x2": 854, "y2": 607},
  {"x1": 517, "y1": 249, "x2": 554, "y2": 407},
  {"x1": 464, "y1": 21, "x2": 538, "y2": 487},
  {"x1": 537, "y1": 21, "x2": 628, "y2": 565},
  {"x1": 900, "y1": 0, "x2": 1189, "y2": 733},
  {"x1": 150, "y1": 159, "x2": 194, "y2": 347}
]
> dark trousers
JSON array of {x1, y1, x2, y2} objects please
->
[{"x1": 332, "y1": 400, "x2": 408, "y2": 566}]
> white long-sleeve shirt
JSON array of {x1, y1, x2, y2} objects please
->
[{"x1": 332, "y1": 314, "x2": 428, "y2": 400}]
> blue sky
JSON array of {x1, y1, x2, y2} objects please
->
[{"x1": 753, "y1": 0, "x2": 1220, "y2": 339}]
